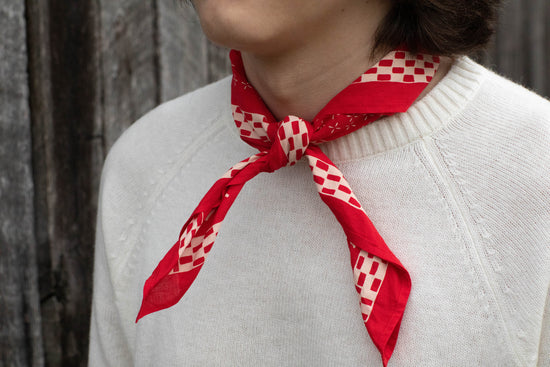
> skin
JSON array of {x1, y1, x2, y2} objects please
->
[{"x1": 192, "y1": 0, "x2": 452, "y2": 121}]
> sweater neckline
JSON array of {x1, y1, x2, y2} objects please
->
[
  {"x1": 320, "y1": 57, "x2": 486, "y2": 162},
  {"x1": 222, "y1": 56, "x2": 486, "y2": 162}
]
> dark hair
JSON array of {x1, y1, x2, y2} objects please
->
[{"x1": 374, "y1": 0, "x2": 502, "y2": 56}]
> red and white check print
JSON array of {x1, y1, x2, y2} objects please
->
[
  {"x1": 352, "y1": 246, "x2": 389, "y2": 322},
  {"x1": 221, "y1": 153, "x2": 264, "y2": 179},
  {"x1": 232, "y1": 105, "x2": 270, "y2": 143},
  {"x1": 139, "y1": 48, "x2": 437, "y2": 367},
  {"x1": 171, "y1": 215, "x2": 221, "y2": 274},
  {"x1": 308, "y1": 156, "x2": 362, "y2": 209},
  {"x1": 277, "y1": 116, "x2": 310, "y2": 165},
  {"x1": 356, "y1": 50, "x2": 440, "y2": 84}
]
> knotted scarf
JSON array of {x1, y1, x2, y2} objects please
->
[{"x1": 138, "y1": 49, "x2": 440, "y2": 366}]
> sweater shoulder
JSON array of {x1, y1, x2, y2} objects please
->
[
  {"x1": 107, "y1": 76, "x2": 232, "y2": 164},
  {"x1": 102, "y1": 75, "x2": 232, "y2": 199},
  {"x1": 475, "y1": 65, "x2": 550, "y2": 125},
  {"x1": 432, "y1": 66, "x2": 550, "y2": 364},
  {"x1": 483, "y1": 69, "x2": 550, "y2": 160},
  {"x1": 434, "y1": 61, "x2": 550, "y2": 264},
  {"x1": 444, "y1": 62, "x2": 550, "y2": 164},
  {"x1": 440, "y1": 62, "x2": 550, "y2": 205},
  {"x1": 97, "y1": 77, "x2": 232, "y2": 275}
]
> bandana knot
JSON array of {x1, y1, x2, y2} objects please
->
[{"x1": 267, "y1": 115, "x2": 312, "y2": 170}]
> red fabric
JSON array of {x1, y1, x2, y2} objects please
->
[{"x1": 138, "y1": 49, "x2": 439, "y2": 366}]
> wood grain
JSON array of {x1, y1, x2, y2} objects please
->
[
  {"x1": 0, "y1": 2, "x2": 44, "y2": 367},
  {"x1": 26, "y1": 0, "x2": 102, "y2": 364},
  {"x1": 25, "y1": 1, "x2": 55, "y2": 365},
  {"x1": 492, "y1": 0, "x2": 549, "y2": 96},
  {"x1": 100, "y1": 0, "x2": 159, "y2": 151},
  {"x1": 157, "y1": 0, "x2": 208, "y2": 100}
]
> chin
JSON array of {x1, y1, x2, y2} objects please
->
[{"x1": 194, "y1": 0, "x2": 295, "y2": 55}]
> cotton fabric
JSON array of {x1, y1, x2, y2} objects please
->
[{"x1": 138, "y1": 50, "x2": 442, "y2": 365}]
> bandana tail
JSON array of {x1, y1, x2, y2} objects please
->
[
  {"x1": 307, "y1": 146, "x2": 411, "y2": 366},
  {"x1": 137, "y1": 153, "x2": 268, "y2": 321}
]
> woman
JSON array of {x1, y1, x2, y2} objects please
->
[{"x1": 89, "y1": 0, "x2": 550, "y2": 365}]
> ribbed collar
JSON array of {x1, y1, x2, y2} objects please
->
[{"x1": 321, "y1": 57, "x2": 486, "y2": 162}]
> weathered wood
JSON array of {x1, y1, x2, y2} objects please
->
[
  {"x1": 157, "y1": 1, "x2": 231, "y2": 102},
  {"x1": 157, "y1": 0, "x2": 208, "y2": 100},
  {"x1": 544, "y1": 0, "x2": 550, "y2": 98},
  {"x1": 100, "y1": 0, "x2": 159, "y2": 151},
  {"x1": 524, "y1": 0, "x2": 546, "y2": 94},
  {"x1": 26, "y1": 0, "x2": 102, "y2": 365},
  {"x1": 0, "y1": 2, "x2": 44, "y2": 367},
  {"x1": 25, "y1": 0, "x2": 57, "y2": 365},
  {"x1": 494, "y1": 0, "x2": 525, "y2": 84},
  {"x1": 547, "y1": 1, "x2": 550, "y2": 97},
  {"x1": 490, "y1": 0, "x2": 550, "y2": 97}
]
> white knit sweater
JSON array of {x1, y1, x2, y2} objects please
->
[{"x1": 88, "y1": 57, "x2": 550, "y2": 366}]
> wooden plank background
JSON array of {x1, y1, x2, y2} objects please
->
[{"x1": 0, "y1": 0, "x2": 548, "y2": 366}]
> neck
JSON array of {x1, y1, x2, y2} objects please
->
[{"x1": 240, "y1": 2, "x2": 390, "y2": 122}]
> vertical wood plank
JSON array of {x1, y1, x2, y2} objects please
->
[
  {"x1": 157, "y1": 0, "x2": 208, "y2": 101},
  {"x1": 27, "y1": 0, "x2": 102, "y2": 364},
  {"x1": 100, "y1": 0, "x2": 159, "y2": 151},
  {"x1": 525, "y1": 0, "x2": 546, "y2": 94},
  {"x1": 544, "y1": 0, "x2": 550, "y2": 98},
  {"x1": 478, "y1": 0, "x2": 548, "y2": 97},
  {"x1": 25, "y1": 0, "x2": 58, "y2": 365},
  {"x1": 0, "y1": 2, "x2": 44, "y2": 367},
  {"x1": 494, "y1": 0, "x2": 526, "y2": 85}
]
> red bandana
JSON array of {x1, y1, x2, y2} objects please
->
[{"x1": 138, "y1": 49, "x2": 440, "y2": 366}]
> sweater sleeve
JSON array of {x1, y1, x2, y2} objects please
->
[
  {"x1": 538, "y1": 289, "x2": 550, "y2": 367},
  {"x1": 88, "y1": 197, "x2": 133, "y2": 367}
]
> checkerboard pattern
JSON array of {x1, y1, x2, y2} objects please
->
[
  {"x1": 221, "y1": 153, "x2": 264, "y2": 179},
  {"x1": 308, "y1": 156, "x2": 362, "y2": 209},
  {"x1": 171, "y1": 152, "x2": 273, "y2": 275},
  {"x1": 232, "y1": 105, "x2": 271, "y2": 143},
  {"x1": 351, "y1": 244, "x2": 388, "y2": 323},
  {"x1": 277, "y1": 116, "x2": 310, "y2": 165},
  {"x1": 171, "y1": 213, "x2": 222, "y2": 274},
  {"x1": 355, "y1": 51, "x2": 440, "y2": 84}
]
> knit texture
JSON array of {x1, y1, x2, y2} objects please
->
[{"x1": 88, "y1": 57, "x2": 550, "y2": 366}]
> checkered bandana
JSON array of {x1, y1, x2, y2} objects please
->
[{"x1": 138, "y1": 49, "x2": 440, "y2": 366}]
